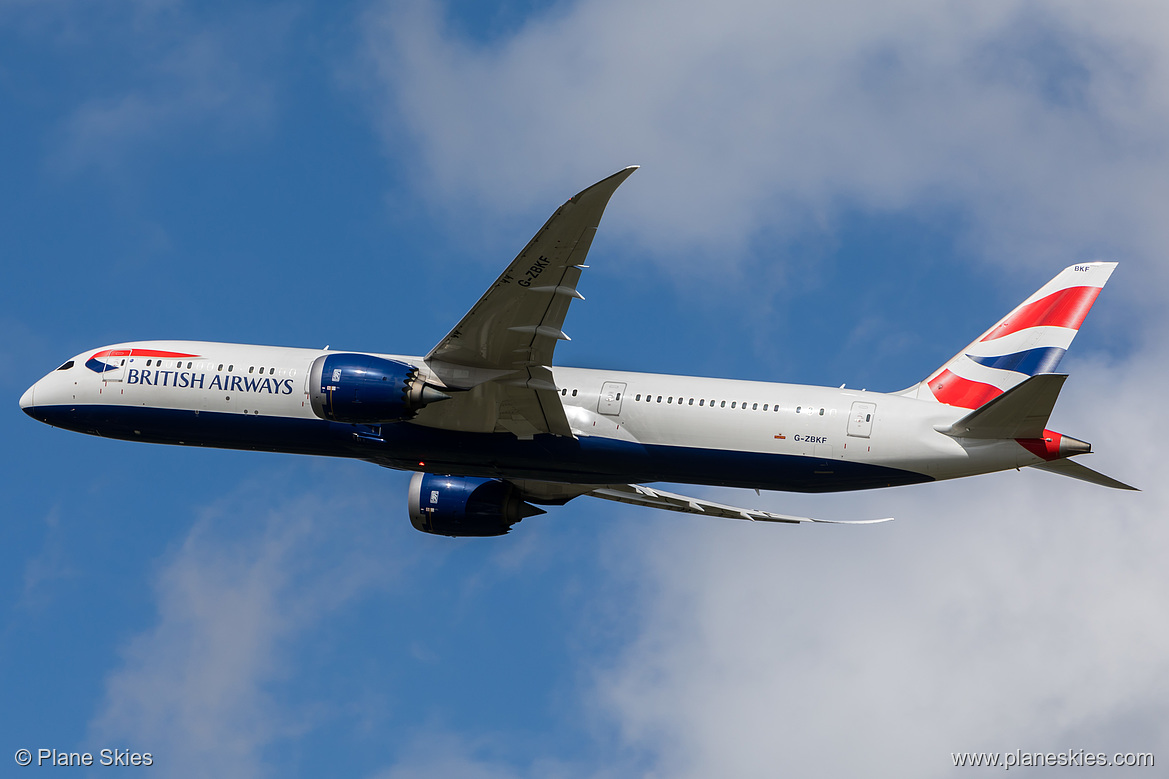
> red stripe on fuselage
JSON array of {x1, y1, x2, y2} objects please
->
[
  {"x1": 927, "y1": 369, "x2": 1004, "y2": 409},
  {"x1": 90, "y1": 348, "x2": 200, "y2": 361},
  {"x1": 980, "y1": 286, "x2": 1101, "y2": 342}
]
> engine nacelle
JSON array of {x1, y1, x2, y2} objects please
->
[
  {"x1": 309, "y1": 353, "x2": 447, "y2": 424},
  {"x1": 408, "y1": 473, "x2": 545, "y2": 537}
]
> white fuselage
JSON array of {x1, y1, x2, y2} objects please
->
[{"x1": 21, "y1": 340, "x2": 1050, "y2": 492}]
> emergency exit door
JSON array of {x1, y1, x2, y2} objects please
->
[
  {"x1": 598, "y1": 382, "x2": 626, "y2": 415},
  {"x1": 847, "y1": 401, "x2": 876, "y2": 437}
]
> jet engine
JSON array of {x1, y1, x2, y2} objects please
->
[
  {"x1": 408, "y1": 473, "x2": 546, "y2": 537},
  {"x1": 309, "y1": 353, "x2": 448, "y2": 424}
]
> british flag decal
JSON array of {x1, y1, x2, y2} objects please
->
[{"x1": 913, "y1": 263, "x2": 1117, "y2": 409}]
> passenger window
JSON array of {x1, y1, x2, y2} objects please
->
[
  {"x1": 752, "y1": 403, "x2": 758, "y2": 410},
  {"x1": 249, "y1": 366, "x2": 254, "y2": 374},
  {"x1": 146, "y1": 359, "x2": 152, "y2": 367},
  {"x1": 688, "y1": 398, "x2": 694, "y2": 405},
  {"x1": 699, "y1": 399, "x2": 705, "y2": 406},
  {"x1": 229, "y1": 365, "x2": 234, "y2": 372},
  {"x1": 763, "y1": 404, "x2": 768, "y2": 411},
  {"x1": 731, "y1": 402, "x2": 736, "y2": 409},
  {"x1": 657, "y1": 396, "x2": 662, "y2": 403},
  {"x1": 796, "y1": 406, "x2": 802, "y2": 413},
  {"x1": 820, "y1": 408, "x2": 825, "y2": 415},
  {"x1": 218, "y1": 364, "x2": 224, "y2": 371},
  {"x1": 668, "y1": 397, "x2": 673, "y2": 403},
  {"x1": 562, "y1": 389, "x2": 567, "y2": 395},
  {"x1": 866, "y1": 413, "x2": 871, "y2": 422},
  {"x1": 616, "y1": 393, "x2": 621, "y2": 400},
  {"x1": 572, "y1": 389, "x2": 577, "y2": 397},
  {"x1": 187, "y1": 362, "x2": 192, "y2": 369},
  {"x1": 720, "y1": 400, "x2": 726, "y2": 408},
  {"x1": 635, "y1": 394, "x2": 641, "y2": 401}
]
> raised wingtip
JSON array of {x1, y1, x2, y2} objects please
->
[
  {"x1": 570, "y1": 166, "x2": 639, "y2": 203},
  {"x1": 811, "y1": 516, "x2": 895, "y2": 525}
]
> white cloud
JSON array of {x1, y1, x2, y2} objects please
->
[
  {"x1": 87, "y1": 470, "x2": 403, "y2": 778},
  {"x1": 45, "y1": 3, "x2": 295, "y2": 175},
  {"x1": 361, "y1": 0, "x2": 1169, "y2": 283},
  {"x1": 366, "y1": 734, "x2": 528, "y2": 779},
  {"x1": 356, "y1": 7, "x2": 1169, "y2": 773},
  {"x1": 591, "y1": 340, "x2": 1169, "y2": 778},
  {"x1": 19, "y1": 506, "x2": 78, "y2": 607}
]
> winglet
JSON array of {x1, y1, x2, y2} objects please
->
[{"x1": 568, "y1": 166, "x2": 639, "y2": 205}]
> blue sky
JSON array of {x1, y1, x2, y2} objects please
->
[{"x1": 4, "y1": 1, "x2": 1168, "y2": 776}]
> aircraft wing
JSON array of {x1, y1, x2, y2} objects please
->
[
  {"x1": 587, "y1": 484, "x2": 894, "y2": 525},
  {"x1": 426, "y1": 166, "x2": 637, "y2": 386},
  {"x1": 421, "y1": 167, "x2": 637, "y2": 439}
]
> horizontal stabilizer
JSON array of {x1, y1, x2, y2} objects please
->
[
  {"x1": 937, "y1": 373, "x2": 1067, "y2": 439},
  {"x1": 1029, "y1": 458, "x2": 1139, "y2": 491},
  {"x1": 588, "y1": 484, "x2": 893, "y2": 525}
]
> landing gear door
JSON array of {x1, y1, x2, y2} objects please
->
[
  {"x1": 598, "y1": 382, "x2": 626, "y2": 415},
  {"x1": 847, "y1": 401, "x2": 876, "y2": 438}
]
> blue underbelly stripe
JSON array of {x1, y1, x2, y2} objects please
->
[{"x1": 26, "y1": 404, "x2": 931, "y2": 493}]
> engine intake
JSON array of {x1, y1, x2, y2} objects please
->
[
  {"x1": 309, "y1": 353, "x2": 448, "y2": 424},
  {"x1": 408, "y1": 473, "x2": 545, "y2": 537}
]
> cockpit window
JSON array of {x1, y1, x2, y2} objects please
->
[{"x1": 56, "y1": 360, "x2": 75, "y2": 371}]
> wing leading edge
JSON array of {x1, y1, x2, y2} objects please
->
[
  {"x1": 420, "y1": 166, "x2": 638, "y2": 438},
  {"x1": 426, "y1": 166, "x2": 637, "y2": 383}
]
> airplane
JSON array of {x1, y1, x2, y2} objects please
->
[{"x1": 19, "y1": 166, "x2": 1135, "y2": 536}]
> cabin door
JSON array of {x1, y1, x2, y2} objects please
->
[
  {"x1": 99, "y1": 349, "x2": 130, "y2": 382},
  {"x1": 598, "y1": 382, "x2": 627, "y2": 415},
  {"x1": 847, "y1": 401, "x2": 876, "y2": 437}
]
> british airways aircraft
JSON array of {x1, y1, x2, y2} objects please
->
[{"x1": 20, "y1": 167, "x2": 1135, "y2": 536}]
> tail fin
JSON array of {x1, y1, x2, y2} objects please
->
[{"x1": 905, "y1": 263, "x2": 1117, "y2": 409}]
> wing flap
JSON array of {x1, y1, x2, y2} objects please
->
[{"x1": 588, "y1": 484, "x2": 894, "y2": 525}]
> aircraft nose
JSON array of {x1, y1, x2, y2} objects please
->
[{"x1": 19, "y1": 383, "x2": 35, "y2": 414}]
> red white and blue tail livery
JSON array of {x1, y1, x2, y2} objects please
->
[
  {"x1": 909, "y1": 263, "x2": 1116, "y2": 409},
  {"x1": 19, "y1": 168, "x2": 1136, "y2": 537}
]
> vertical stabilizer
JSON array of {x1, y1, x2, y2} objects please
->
[{"x1": 905, "y1": 263, "x2": 1117, "y2": 409}]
